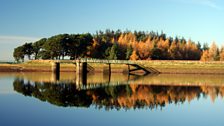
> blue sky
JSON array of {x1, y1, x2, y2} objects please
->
[{"x1": 0, "y1": 0, "x2": 224, "y2": 61}]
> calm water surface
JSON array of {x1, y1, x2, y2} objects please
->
[{"x1": 1, "y1": 72, "x2": 224, "y2": 126}]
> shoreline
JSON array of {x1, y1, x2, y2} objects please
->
[{"x1": 1, "y1": 60, "x2": 224, "y2": 74}]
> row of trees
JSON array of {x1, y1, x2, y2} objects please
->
[
  {"x1": 13, "y1": 33, "x2": 93, "y2": 62},
  {"x1": 200, "y1": 42, "x2": 224, "y2": 61},
  {"x1": 13, "y1": 29, "x2": 224, "y2": 62}
]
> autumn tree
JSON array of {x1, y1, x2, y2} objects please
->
[
  {"x1": 137, "y1": 41, "x2": 151, "y2": 59},
  {"x1": 14, "y1": 29, "x2": 223, "y2": 61},
  {"x1": 130, "y1": 51, "x2": 139, "y2": 60},
  {"x1": 220, "y1": 46, "x2": 224, "y2": 61},
  {"x1": 156, "y1": 38, "x2": 170, "y2": 59},
  {"x1": 208, "y1": 42, "x2": 219, "y2": 61},
  {"x1": 200, "y1": 50, "x2": 210, "y2": 61},
  {"x1": 185, "y1": 40, "x2": 201, "y2": 60},
  {"x1": 169, "y1": 41, "x2": 181, "y2": 60}
]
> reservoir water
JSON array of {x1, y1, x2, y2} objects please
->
[{"x1": 1, "y1": 72, "x2": 224, "y2": 126}]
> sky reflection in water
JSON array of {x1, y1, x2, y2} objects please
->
[{"x1": 0, "y1": 73, "x2": 224, "y2": 126}]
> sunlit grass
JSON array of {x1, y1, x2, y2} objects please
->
[{"x1": 1, "y1": 60, "x2": 224, "y2": 73}]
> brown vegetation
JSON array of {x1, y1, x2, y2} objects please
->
[{"x1": 2, "y1": 60, "x2": 224, "y2": 74}]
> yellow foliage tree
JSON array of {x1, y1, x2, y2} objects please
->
[
  {"x1": 209, "y1": 42, "x2": 219, "y2": 61},
  {"x1": 130, "y1": 51, "x2": 139, "y2": 60},
  {"x1": 220, "y1": 46, "x2": 224, "y2": 61},
  {"x1": 200, "y1": 50, "x2": 210, "y2": 61},
  {"x1": 118, "y1": 32, "x2": 136, "y2": 46},
  {"x1": 137, "y1": 41, "x2": 150, "y2": 59}
]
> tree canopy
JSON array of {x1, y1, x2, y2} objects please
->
[{"x1": 13, "y1": 29, "x2": 223, "y2": 62}]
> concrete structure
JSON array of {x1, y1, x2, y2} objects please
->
[{"x1": 51, "y1": 58, "x2": 159, "y2": 84}]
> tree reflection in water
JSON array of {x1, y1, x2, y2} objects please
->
[{"x1": 13, "y1": 78, "x2": 224, "y2": 111}]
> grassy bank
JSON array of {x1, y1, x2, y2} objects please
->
[
  {"x1": 135, "y1": 60, "x2": 224, "y2": 74},
  {"x1": 0, "y1": 60, "x2": 224, "y2": 74}
]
